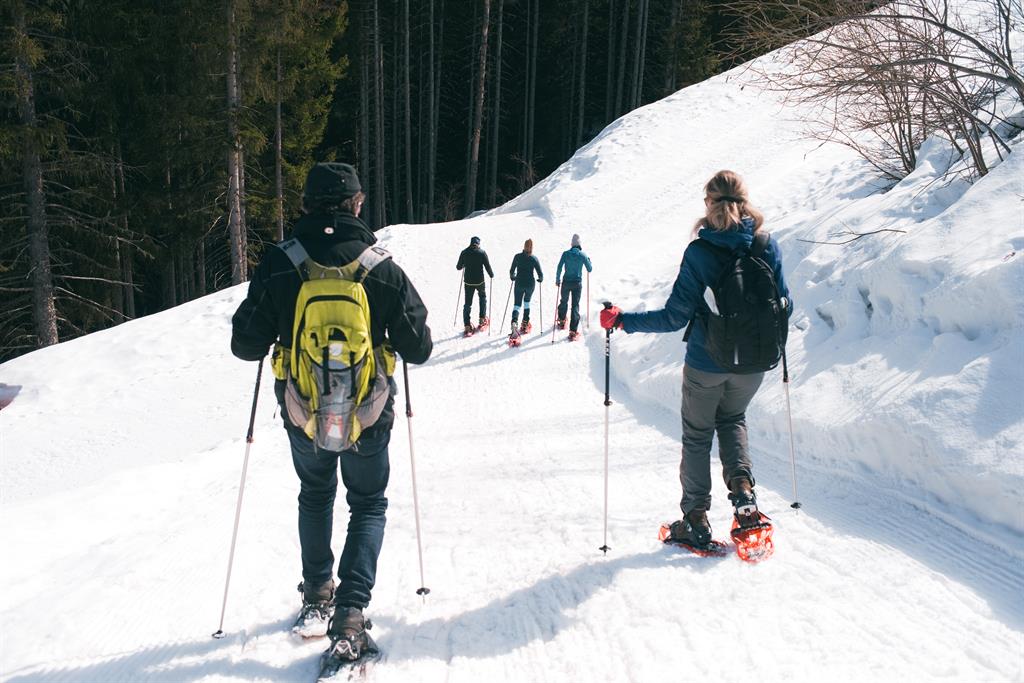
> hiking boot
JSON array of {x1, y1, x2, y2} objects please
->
[
  {"x1": 729, "y1": 477, "x2": 759, "y2": 528},
  {"x1": 292, "y1": 580, "x2": 335, "y2": 638},
  {"x1": 510, "y1": 321, "x2": 519, "y2": 335},
  {"x1": 519, "y1": 321, "x2": 532, "y2": 334},
  {"x1": 567, "y1": 330, "x2": 581, "y2": 341},
  {"x1": 477, "y1": 317, "x2": 490, "y2": 330},
  {"x1": 668, "y1": 509, "x2": 713, "y2": 547},
  {"x1": 463, "y1": 324, "x2": 475, "y2": 336},
  {"x1": 556, "y1": 319, "x2": 567, "y2": 330},
  {"x1": 326, "y1": 606, "x2": 372, "y2": 661}
]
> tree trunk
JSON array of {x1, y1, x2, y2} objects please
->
[
  {"x1": 486, "y1": 0, "x2": 504, "y2": 207},
  {"x1": 115, "y1": 143, "x2": 135, "y2": 319},
  {"x1": 197, "y1": 238, "x2": 207, "y2": 297},
  {"x1": 464, "y1": 1, "x2": 479, "y2": 208},
  {"x1": 521, "y1": 0, "x2": 531, "y2": 162},
  {"x1": 633, "y1": 0, "x2": 649, "y2": 109},
  {"x1": 275, "y1": 49, "x2": 284, "y2": 241},
  {"x1": 465, "y1": 0, "x2": 492, "y2": 215},
  {"x1": 428, "y1": 0, "x2": 444, "y2": 223},
  {"x1": 664, "y1": 0, "x2": 680, "y2": 95},
  {"x1": 403, "y1": 0, "x2": 414, "y2": 222},
  {"x1": 14, "y1": 4, "x2": 58, "y2": 347},
  {"x1": 373, "y1": 0, "x2": 387, "y2": 227},
  {"x1": 226, "y1": 0, "x2": 246, "y2": 284},
  {"x1": 605, "y1": 0, "x2": 617, "y2": 121},
  {"x1": 614, "y1": 0, "x2": 630, "y2": 117},
  {"x1": 576, "y1": 0, "x2": 589, "y2": 146},
  {"x1": 629, "y1": 0, "x2": 643, "y2": 108},
  {"x1": 527, "y1": 0, "x2": 539, "y2": 163},
  {"x1": 390, "y1": 9, "x2": 399, "y2": 222},
  {"x1": 359, "y1": 13, "x2": 371, "y2": 220},
  {"x1": 164, "y1": 257, "x2": 177, "y2": 309},
  {"x1": 416, "y1": 10, "x2": 425, "y2": 221}
]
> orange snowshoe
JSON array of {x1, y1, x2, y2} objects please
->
[{"x1": 730, "y1": 512, "x2": 774, "y2": 562}]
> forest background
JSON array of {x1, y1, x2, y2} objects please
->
[{"x1": 1, "y1": 0, "x2": 789, "y2": 362}]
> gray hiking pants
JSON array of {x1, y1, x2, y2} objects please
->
[{"x1": 679, "y1": 365, "x2": 764, "y2": 514}]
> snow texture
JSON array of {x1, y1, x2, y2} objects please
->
[{"x1": 2, "y1": 22, "x2": 1023, "y2": 683}]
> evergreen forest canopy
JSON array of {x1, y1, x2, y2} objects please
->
[{"x1": 0, "y1": 0, "x2": 783, "y2": 363}]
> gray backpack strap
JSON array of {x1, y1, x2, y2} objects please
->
[
  {"x1": 278, "y1": 238, "x2": 312, "y2": 280},
  {"x1": 354, "y1": 246, "x2": 392, "y2": 282}
]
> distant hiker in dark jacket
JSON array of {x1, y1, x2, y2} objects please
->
[
  {"x1": 555, "y1": 234, "x2": 593, "y2": 339},
  {"x1": 456, "y1": 236, "x2": 494, "y2": 333},
  {"x1": 231, "y1": 162, "x2": 432, "y2": 663},
  {"x1": 509, "y1": 239, "x2": 543, "y2": 334},
  {"x1": 601, "y1": 170, "x2": 791, "y2": 551}
]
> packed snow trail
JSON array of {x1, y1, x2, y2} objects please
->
[{"x1": 1, "y1": 300, "x2": 1021, "y2": 682}]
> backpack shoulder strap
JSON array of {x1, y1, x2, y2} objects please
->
[
  {"x1": 353, "y1": 245, "x2": 392, "y2": 283},
  {"x1": 278, "y1": 238, "x2": 312, "y2": 280},
  {"x1": 749, "y1": 230, "x2": 771, "y2": 258}
]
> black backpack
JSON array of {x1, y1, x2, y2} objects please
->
[{"x1": 684, "y1": 231, "x2": 789, "y2": 374}]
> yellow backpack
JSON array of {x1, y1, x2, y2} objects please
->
[{"x1": 271, "y1": 238, "x2": 396, "y2": 451}]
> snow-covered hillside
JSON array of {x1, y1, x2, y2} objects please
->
[{"x1": 3, "y1": 31, "x2": 1023, "y2": 683}]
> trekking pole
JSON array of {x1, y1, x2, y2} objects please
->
[
  {"x1": 212, "y1": 357, "x2": 264, "y2": 639},
  {"x1": 599, "y1": 302, "x2": 613, "y2": 554},
  {"x1": 488, "y1": 277, "x2": 494, "y2": 335},
  {"x1": 538, "y1": 283, "x2": 544, "y2": 334},
  {"x1": 499, "y1": 281, "x2": 514, "y2": 333},
  {"x1": 453, "y1": 272, "x2": 464, "y2": 328},
  {"x1": 551, "y1": 283, "x2": 560, "y2": 344},
  {"x1": 402, "y1": 360, "x2": 431, "y2": 598},
  {"x1": 586, "y1": 272, "x2": 591, "y2": 332},
  {"x1": 782, "y1": 349, "x2": 802, "y2": 509}
]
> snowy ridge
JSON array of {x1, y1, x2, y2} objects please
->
[{"x1": 3, "y1": 17, "x2": 1024, "y2": 683}]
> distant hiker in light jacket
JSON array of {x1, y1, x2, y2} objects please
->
[
  {"x1": 601, "y1": 170, "x2": 791, "y2": 551},
  {"x1": 555, "y1": 233, "x2": 593, "y2": 339},
  {"x1": 456, "y1": 236, "x2": 494, "y2": 334},
  {"x1": 230, "y1": 162, "x2": 432, "y2": 664},
  {"x1": 509, "y1": 239, "x2": 544, "y2": 334}
]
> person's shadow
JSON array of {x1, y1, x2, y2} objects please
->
[{"x1": 3, "y1": 549, "x2": 716, "y2": 681}]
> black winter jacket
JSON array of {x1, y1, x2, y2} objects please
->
[
  {"x1": 456, "y1": 245, "x2": 494, "y2": 285},
  {"x1": 509, "y1": 252, "x2": 543, "y2": 285},
  {"x1": 231, "y1": 212, "x2": 433, "y2": 431}
]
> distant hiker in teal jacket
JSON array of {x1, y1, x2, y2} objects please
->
[{"x1": 555, "y1": 234, "x2": 592, "y2": 338}]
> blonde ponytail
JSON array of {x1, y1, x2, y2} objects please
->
[{"x1": 693, "y1": 170, "x2": 764, "y2": 236}]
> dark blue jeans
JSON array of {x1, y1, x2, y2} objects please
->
[
  {"x1": 286, "y1": 424, "x2": 391, "y2": 609},
  {"x1": 463, "y1": 282, "x2": 487, "y2": 326},
  {"x1": 557, "y1": 280, "x2": 583, "y2": 331}
]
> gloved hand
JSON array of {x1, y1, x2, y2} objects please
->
[
  {"x1": 600, "y1": 304, "x2": 623, "y2": 330},
  {"x1": 555, "y1": 280, "x2": 560, "y2": 287}
]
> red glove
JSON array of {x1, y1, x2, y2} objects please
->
[{"x1": 600, "y1": 305, "x2": 623, "y2": 330}]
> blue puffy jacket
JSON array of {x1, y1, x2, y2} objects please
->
[
  {"x1": 556, "y1": 246, "x2": 593, "y2": 284},
  {"x1": 620, "y1": 218, "x2": 791, "y2": 373}
]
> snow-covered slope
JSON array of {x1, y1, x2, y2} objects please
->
[{"x1": 2, "y1": 40, "x2": 1023, "y2": 683}]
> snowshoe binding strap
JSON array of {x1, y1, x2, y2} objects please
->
[{"x1": 730, "y1": 512, "x2": 774, "y2": 562}]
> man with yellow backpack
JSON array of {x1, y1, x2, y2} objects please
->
[{"x1": 230, "y1": 162, "x2": 432, "y2": 671}]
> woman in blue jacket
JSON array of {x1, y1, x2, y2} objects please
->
[{"x1": 601, "y1": 170, "x2": 791, "y2": 550}]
